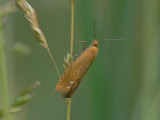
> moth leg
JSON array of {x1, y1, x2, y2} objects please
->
[
  {"x1": 74, "y1": 38, "x2": 86, "y2": 50},
  {"x1": 73, "y1": 54, "x2": 78, "y2": 58}
]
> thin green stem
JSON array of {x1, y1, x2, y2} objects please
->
[
  {"x1": 70, "y1": 0, "x2": 74, "y2": 54},
  {"x1": 66, "y1": 98, "x2": 71, "y2": 120},
  {"x1": 47, "y1": 47, "x2": 61, "y2": 78},
  {"x1": 0, "y1": 19, "x2": 9, "y2": 120}
]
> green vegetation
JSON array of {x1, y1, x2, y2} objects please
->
[{"x1": 0, "y1": 0, "x2": 160, "y2": 120}]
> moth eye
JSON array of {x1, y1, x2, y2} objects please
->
[
  {"x1": 68, "y1": 81, "x2": 76, "y2": 87},
  {"x1": 70, "y1": 81, "x2": 76, "y2": 85}
]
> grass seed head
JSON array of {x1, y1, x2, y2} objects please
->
[{"x1": 15, "y1": 0, "x2": 48, "y2": 48}]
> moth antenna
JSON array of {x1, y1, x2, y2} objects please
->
[
  {"x1": 104, "y1": 39, "x2": 124, "y2": 40},
  {"x1": 94, "y1": 21, "x2": 97, "y2": 40},
  {"x1": 99, "y1": 39, "x2": 125, "y2": 42}
]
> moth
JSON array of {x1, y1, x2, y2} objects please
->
[{"x1": 55, "y1": 40, "x2": 98, "y2": 98}]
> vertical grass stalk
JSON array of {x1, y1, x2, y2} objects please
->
[
  {"x1": 141, "y1": 0, "x2": 159, "y2": 120},
  {"x1": 0, "y1": 20, "x2": 9, "y2": 120},
  {"x1": 70, "y1": 0, "x2": 74, "y2": 54},
  {"x1": 66, "y1": 0, "x2": 75, "y2": 120},
  {"x1": 66, "y1": 98, "x2": 71, "y2": 120}
]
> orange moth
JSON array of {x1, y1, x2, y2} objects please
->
[{"x1": 55, "y1": 40, "x2": 98, "y2": 98}]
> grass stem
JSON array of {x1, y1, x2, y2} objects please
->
[
  {"x1": 70, "y1": 0, "x2": 74, "y2": 54},
  {"x1": 66, "y1": 0, "x2": 75, "y2": 120},
  {"x1": 47, "y1": 47, "x2": 61, "y2": 78},
  {"x1": 0, "y1": 19, "x2": 9, "y2": 120},
  {"x1": 66, "y1": 98, "x2": 71, "y2": 120}
]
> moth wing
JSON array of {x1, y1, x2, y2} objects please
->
[
  {"x1": 55, "y1": 66, "x2": 72, "y2": 92},
  {"x1": 64, "y1": 48, "x2": 97, "y2": 95},
  {"x1": 56, "y1": 46, "x2": 98, "y2": 98}
]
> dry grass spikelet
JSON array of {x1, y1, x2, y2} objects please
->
[{"x1": 15, "y1": 0, "x2": 48, "y2": 48}]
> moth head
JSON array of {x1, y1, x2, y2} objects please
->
[{"x1": 92, "y1": 40, "x2": 98, "y2": 47}]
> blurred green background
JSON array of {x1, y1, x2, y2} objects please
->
[{"x1": 1, "y1": 0, "x2": 160, "y2": 120}]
